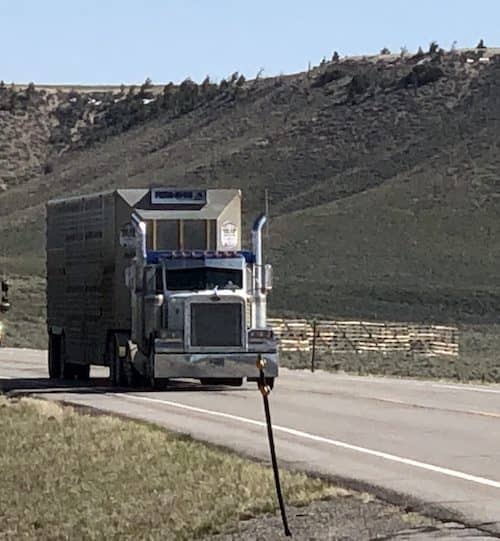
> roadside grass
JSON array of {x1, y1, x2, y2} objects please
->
[{"x1": 0, "y1": 397, "x2": 340, "y2": 540}]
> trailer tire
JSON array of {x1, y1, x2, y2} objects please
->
[
  {"x1": 110, "y1": 348, "x2": 124, "y2": 387},
  {"x1": 62, "y1": 362, "x2": 74, "y2": 380},
  {"x1": 48, "y1": 333, "x2": 63, "y2": 379},
  {"x1": 75, "y1": 363, "x2": 90, "y2": 381}
]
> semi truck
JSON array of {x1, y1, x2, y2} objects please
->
[
  {"x1": 0, "y1": 279, "x2": 10, "y2": 345},
  {"x1": 46, "y1": 188, "x2": 278, "y2": 387}
]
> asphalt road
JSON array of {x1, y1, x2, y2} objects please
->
[{"x1": 1, "y1": 348, "x2": 500, "y2": 536}]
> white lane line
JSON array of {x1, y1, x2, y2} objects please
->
[
  {"x1": 431, "y1": 384, "x2": 500, "y2": 395},
  {"x1": 368, "y1": 396, "x2": 500, "y2": 419},
  {"x1": 114, "y1": 393, "x2": 500, "y2": 490},
  {"x1": 289, "y1": 373, "x2": 500, "y2": 395}
]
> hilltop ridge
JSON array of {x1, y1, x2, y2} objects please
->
[{"x1": 1, "y1": 45, "x2": 500, "y2": 328}]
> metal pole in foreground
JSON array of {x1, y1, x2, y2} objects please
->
[
  {"x1": 311, "y1": 319, "x2": 317, "y2": 373},
  {"x1": 256, "y1": 356, "x2": 292, "y2": 537}
]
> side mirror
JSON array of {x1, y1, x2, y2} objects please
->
[
  {"x1": 263, "y1": 264, "x2": 273, "y2": 292},
  {"x1": 0, "y1": 301, "x2": 10, "y2": 313}
]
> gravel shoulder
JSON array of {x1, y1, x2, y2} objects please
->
[{"x1": 207, "y1": 497, "x2": 497, "y2": 540}]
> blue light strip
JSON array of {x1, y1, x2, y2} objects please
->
[{"x1": 146, "y1": 250, "x2": 255, "y2": 264}]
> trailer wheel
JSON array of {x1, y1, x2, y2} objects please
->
[
  {"x1": 110, "y1": 347, "x2": 124, "y2": 387},
  {"x1": 62, "y1": 362, "x2": 75, "y2": 379},
  {"x1": 75, "y1": 363, "x2": 90, "y2": 381},
  {"x1": 48, "y1": 333, "x2": 63, "y2": 379}
]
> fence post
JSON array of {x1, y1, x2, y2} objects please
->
[{"x1": 311, "y1": 319, "x2": 317, "y2": 372}]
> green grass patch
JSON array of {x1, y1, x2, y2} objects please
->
[{"x1": 0, "y1": 397, "x2": 339, "y2": 540}]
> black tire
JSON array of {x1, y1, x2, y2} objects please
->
[
  {"x1": 59, "y1": 361, "x2": 89, "y2": 381},
  {"x1": 49, "y1": 333, "x2": 89, "y2": 381},
  {"x1": 48, "y1": 333, "x2": 62, "y2": 379},
  {"x1": 109, "y1": 334, "x2": 128, "y2": 387},
  {"x1": 110, "y1": 348, "x2": 122, "y2": 387},
  {"x1": 62, "y1": 362, "x2": 75, "y2": 379},
  {"x1": 75, "y1": 363, "x2": 90, "y2": 381},
  {"x1": 123, "y1": 344, "x2": 141, "y2": 387}
]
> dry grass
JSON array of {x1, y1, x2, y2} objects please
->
[{"x1": 0, "y1": 396, "x2": 339, "y2": 540}]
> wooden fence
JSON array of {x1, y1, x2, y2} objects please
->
[{"x1": 268, "y1": 318, "x2": 459, "y2": 357}]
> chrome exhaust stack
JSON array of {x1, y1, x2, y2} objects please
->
[
  {"x1": 131, "y1": 213, "x2": 147, "y2": 261},
  {"x1": 252, "y1": 213, "x2": 267, "y2": 329}
]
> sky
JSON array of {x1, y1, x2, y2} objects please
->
[{"x1": 0, "y1": 0, "x2": 498, "y2": 85}]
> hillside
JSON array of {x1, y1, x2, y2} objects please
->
[{"x1": 1, "y1": 46, "x2": 500, "y2": 348}]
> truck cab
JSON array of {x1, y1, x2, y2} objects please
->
[{"x1": 125, "y1": 196, "x2": 277, "y2": 386}]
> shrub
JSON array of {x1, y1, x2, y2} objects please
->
[
  {"x1": 311, "y1": 66, "x2": 345, "y2": 88},
  {"x1": 414, "y1": 46, "x2": 425, "y2": 59},
  {"x1": 429, "y1": 41, "x2": 439, "y2": 55},
  {"x1": 400, "y1": 64, "x2": 444, "y2": 88},
  {"x1": 139, "y1": 77, "x2": 153, "y2": 98},
  {"x1": 350, "y1": 73, "x2": 370, "y2": 94}
]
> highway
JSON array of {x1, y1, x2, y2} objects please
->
[{"x1": 1, "y1": 348, "x2": 499, "y2": 536}]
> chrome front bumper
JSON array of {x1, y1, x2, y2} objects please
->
[{"x1": 153, "y1": 350, "x2": 279, "y2": 379}]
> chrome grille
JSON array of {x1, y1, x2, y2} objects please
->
[{"x1": 190, "y1": 303, "x2": 242, "y2": 347}]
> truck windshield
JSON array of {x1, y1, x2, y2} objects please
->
[{"x1": 165, "y1": 268, "x2": 243, "y2": 291}]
